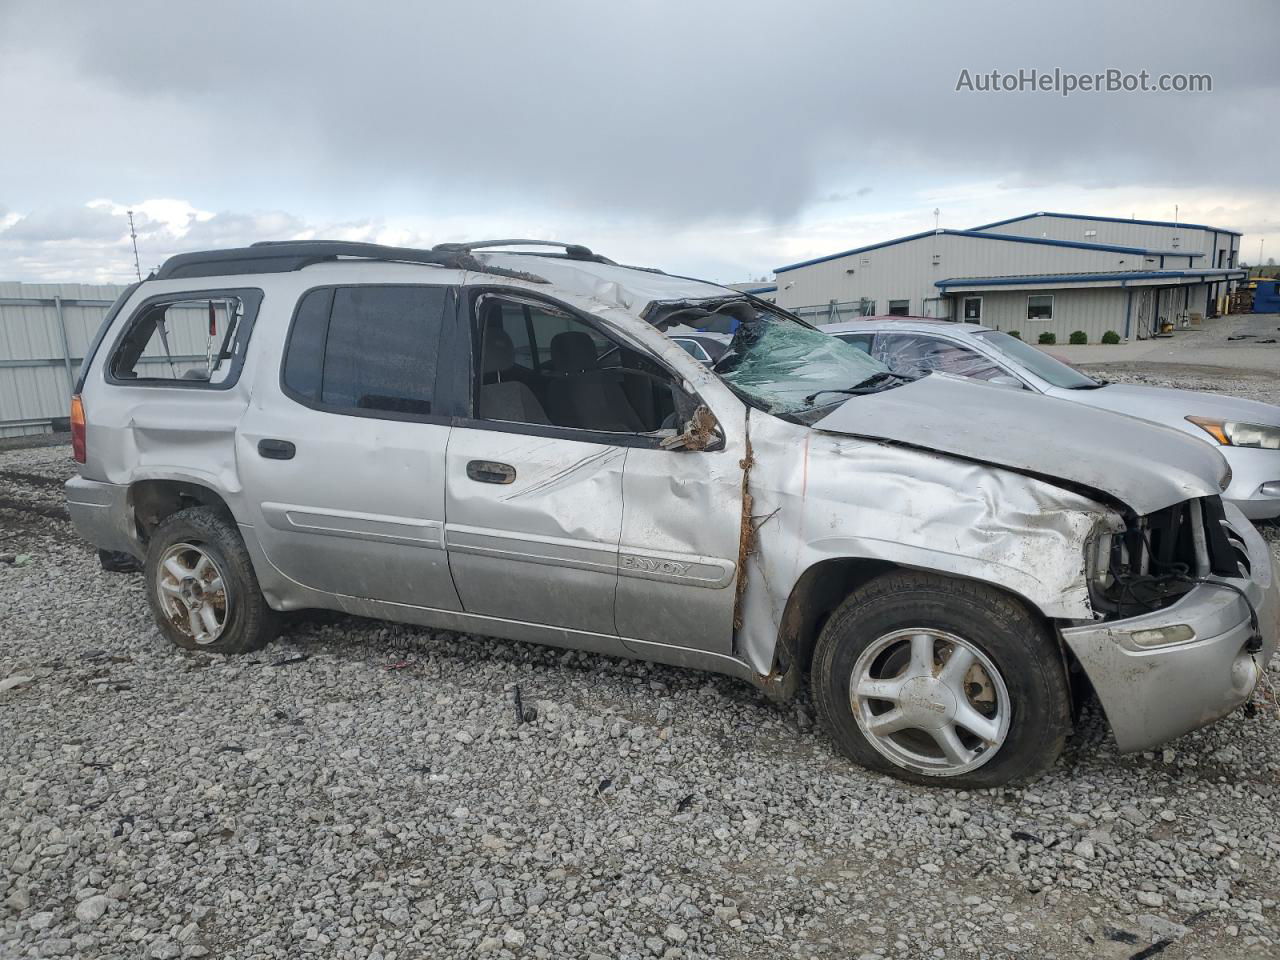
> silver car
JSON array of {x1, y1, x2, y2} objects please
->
[
  {"x1": 822, "y1": 317, "x2": 1280, "y2": 520},
  {"x1": 66, "y1": 240, "x2": 1278, "y2": 788}
]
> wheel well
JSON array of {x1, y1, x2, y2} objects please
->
[
  {"x1": 776, "y1": 558, "x2": 896, "y2": 677},
  {"x1": 776, "y1": 559, "x2": 1074, "y2": 688},
  {"x1": 129, "y1": 480, "x2": 234, "y2": 542}
]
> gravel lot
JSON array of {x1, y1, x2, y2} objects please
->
[{"x1": 3, "y1": 369, "x2": 1280, "y2": 960}]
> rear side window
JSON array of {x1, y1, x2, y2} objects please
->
[
  {"x1": 835, "y1": 333, "x2": 874, "y2": 354},
  {"x1": 107, "y1": 290, "x2": 262, "y2": 388},
  {"x1": 282, "y1": 284, "x2": 450, "y2": 418}
]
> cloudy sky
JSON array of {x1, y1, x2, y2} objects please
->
[{"x1": 1, "y1": 0, "x2": 1277, "y2": 285}]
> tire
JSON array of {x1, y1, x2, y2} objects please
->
[
  {"x1": 811, "y1": 570, "x2": 1070, "y2": 788},
  {"x1": 144, "y1": 506, "x2": 278, "y2": 654}
]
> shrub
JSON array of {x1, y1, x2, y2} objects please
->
[
  {"x1": 1101, "y1": 330, "x2": 1121, "y2": 344},
  {"x1": 1068, "y1": 330, "x2": 1088, "y2": 345},
  {"x1": 1008, "y1": 330, "x2": 1021, "y2": 340},
  {"x1": 1038, "y1": 332, "x2": 1056, "y2": 345}
]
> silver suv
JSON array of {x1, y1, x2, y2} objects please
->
[{"x1": 65, "y1": 240, "x2": 1278, "y2": 787}]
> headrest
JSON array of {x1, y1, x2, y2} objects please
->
[
  {"x1": 483, "y1": 326, "x2": 515, "y2": 374},
  {"x1": 549, "y1": 330, "x2": 598, "y2": 372}
]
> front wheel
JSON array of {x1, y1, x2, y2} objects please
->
[
  {"x1": 811, "y1": 571, "x2": 1070, "y2": 788},
  {"x1": 144, "y1": 506, "x2": 278, "y2": 654}
]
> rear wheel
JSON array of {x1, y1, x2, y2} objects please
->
[
  {"x1": 144, "y1": 506, "x2": 277, "y2": 654},
  {"x1": 811, "y1": 571, "x2": 1070, "y2": 788}
]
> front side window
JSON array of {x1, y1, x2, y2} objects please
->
[
  {"x1": 109, "y1": 292, "x2": 259, "y2": 386},
  {"x1": 973, "y1": 330, "x2": 1098, "y2": 389},
  {"x1": 835, "y1": 333, "x2": 874, "y2": 354},
  {"x1": 673, "y1": 338, "x2": 711, "y2": 363},
  {"x1": 878, "y1": 334, "x2": 1006, "y2": 381},
  {"x1": 282, "y1": 284, "x2": 448, "y2": 417},
  {"x1": 474, "y1": 295, "x2": 688, "y2": 435},
  {"x1": 887, "y1": 300, "x2": 910, "y2": 316},
  {"x1": 1027, "y1": 294, "x2": 1054, "y2": 320}
]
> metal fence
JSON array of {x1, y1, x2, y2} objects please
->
[
  {"x1": 787, "y1": 298, "x2": 879, "y2": 326},
  {"x1": 0, "y1": 282, "x2": 128, "y2": 438}
]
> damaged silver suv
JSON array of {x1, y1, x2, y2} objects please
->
[{"x1": 66, "y1": 240, "x2": 1278, "y2": 787}]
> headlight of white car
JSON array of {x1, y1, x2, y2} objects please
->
[{"x1": 1186, "y1": 416, "x2": 1280, "y2": 450}]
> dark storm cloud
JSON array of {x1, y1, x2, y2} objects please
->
[{"x1": 1, "y1": 0, "x2": 1277, "y2": 225}]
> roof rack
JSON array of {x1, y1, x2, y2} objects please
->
[
  {"x1": 432, "y1": 239, "x2": 614, "y2": 264},
  {"x1": 151, "y1": 240, "x2": 550, "y2": 283}
]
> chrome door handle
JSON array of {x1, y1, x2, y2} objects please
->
[{"x1": 466, "y1": 460, "x2": 516, "y2": 484}]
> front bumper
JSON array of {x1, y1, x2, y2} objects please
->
[
  {"x1": 1061, "y1": 504, "x2": 1279, "y2": 753},
  {"x1": 65, "y1": 476, "x2": 142, "y2": 559}
]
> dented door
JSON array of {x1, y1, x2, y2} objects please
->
[
  {"x1": 615, "y1": 441, "x2": 743, "y2": 655},
  {"x1": 443, "y1": 428, "x2": 626, "y2": 635}
]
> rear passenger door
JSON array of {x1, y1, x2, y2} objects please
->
[{"x1": 237, "y1": 283, "x2": 463, "y2": 610}]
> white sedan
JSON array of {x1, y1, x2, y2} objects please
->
[{"x1": 821, "y1": 317, "x2": 1280, "y2": 520}]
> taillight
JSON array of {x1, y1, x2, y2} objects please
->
[{"x1": 70, "y1": 395, "x2": 86, "y2": 464}]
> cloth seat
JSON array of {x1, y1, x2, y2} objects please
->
[
  {"x1": 479, "y1": 327, "x2": 549, "y2": 424},
  {"x1": 546, "y1": 331, "x2": 645, "y2": 432}
]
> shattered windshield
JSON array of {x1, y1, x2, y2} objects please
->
[{"x1": 652, "y1": 298, "x2": 898, "y2": 417}]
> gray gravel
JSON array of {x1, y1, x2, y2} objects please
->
[{"x1": 3, "y1": 370, "x2": 1280, "y2": 959}]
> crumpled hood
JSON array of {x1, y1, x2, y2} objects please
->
[{"x1": 813, "y1": 373, "x2": 1230, "y2": 515}]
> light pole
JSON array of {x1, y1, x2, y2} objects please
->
[{"x1": 127, "y1": 210, "x2": 142, "y2": 281}]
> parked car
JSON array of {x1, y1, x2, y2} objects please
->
[
  {"x1": 66, "y1": 240, "x2": 1277, "y2": 787},
  {"x1": 669, "y1": 331, "x2": 730, "y2": 367},
  {"x1": 823, "y1": 317, "x2": 1280, "y2": 520}
]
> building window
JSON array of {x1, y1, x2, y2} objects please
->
[
  {"x1": 962, "y1": 297, "x2": 983, "y2": 322},
  {"x1": 1026, "y1": 295, "x2": 1054, "y2": 321},
  {"x1": 1084, "y1": 229, "x2": 1097, "y2": 238},
  {"x1": 887, "y1": 300, "x2": 910, "y2": 316}
]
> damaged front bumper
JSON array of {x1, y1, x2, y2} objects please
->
[
  {"x1": 1061, "y1": 506, "x2": 1279, "y2": 753},
  {"x1": 65, "y1": 476, "x2": 142, "y2": 559}
]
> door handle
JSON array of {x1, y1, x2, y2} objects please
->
[
  {"x1": 466, "y1": 460, "x2": 516, "y2": 484},
  {"x1": 258, "y1": 439, "x2": 296, "y2": 460}
]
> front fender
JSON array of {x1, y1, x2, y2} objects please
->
[{"x1": 736, "y1": 420, "x2": 1121, "y2": 677}]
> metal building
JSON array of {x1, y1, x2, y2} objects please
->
[
  {"x1": 774, "y1": 212, "x2": 1245, "y2": 341},
  {"x1": 0, "y1": 282, "x2": 127, "y2": 437}
]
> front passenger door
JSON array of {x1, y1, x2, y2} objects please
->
[{"x1": 442, "y1": 294, "x2": 632, "y2": 641}]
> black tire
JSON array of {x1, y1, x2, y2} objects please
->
[
  {"x1": 811, "y1": 570, "x2": 1070, "y2": 788},
  {"x1": 144, "y1": 506, "x2": 278, "y2": 654}
]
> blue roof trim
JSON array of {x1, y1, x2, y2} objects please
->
[
  {"x1": 774, "y1": 228, "x2": 1200, "y2": 273},
  {"x1": 936, "y1": 269, "x2": 1247, "y2": 289},
  {"x1": 969, "y1": 211, "x2": 1242, "y2": 237},
  {"x1": 742, "y1": 284, "x2": 777, "y2": 294}
]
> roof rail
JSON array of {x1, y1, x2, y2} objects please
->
[
  {"x1": 151, "y1": 240, "x2": 550, "y2": 283},
  {"x1": 431, "y1": 239, "x2": 613, "y2": 263}
]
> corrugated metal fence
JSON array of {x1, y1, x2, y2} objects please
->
[{"x1": 0, "y1": 281, "x2": 127, "y2": 438}]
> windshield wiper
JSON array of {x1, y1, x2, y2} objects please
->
[{"x1": 803, "y1": 371, "x2": 914, "y2": 406}]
